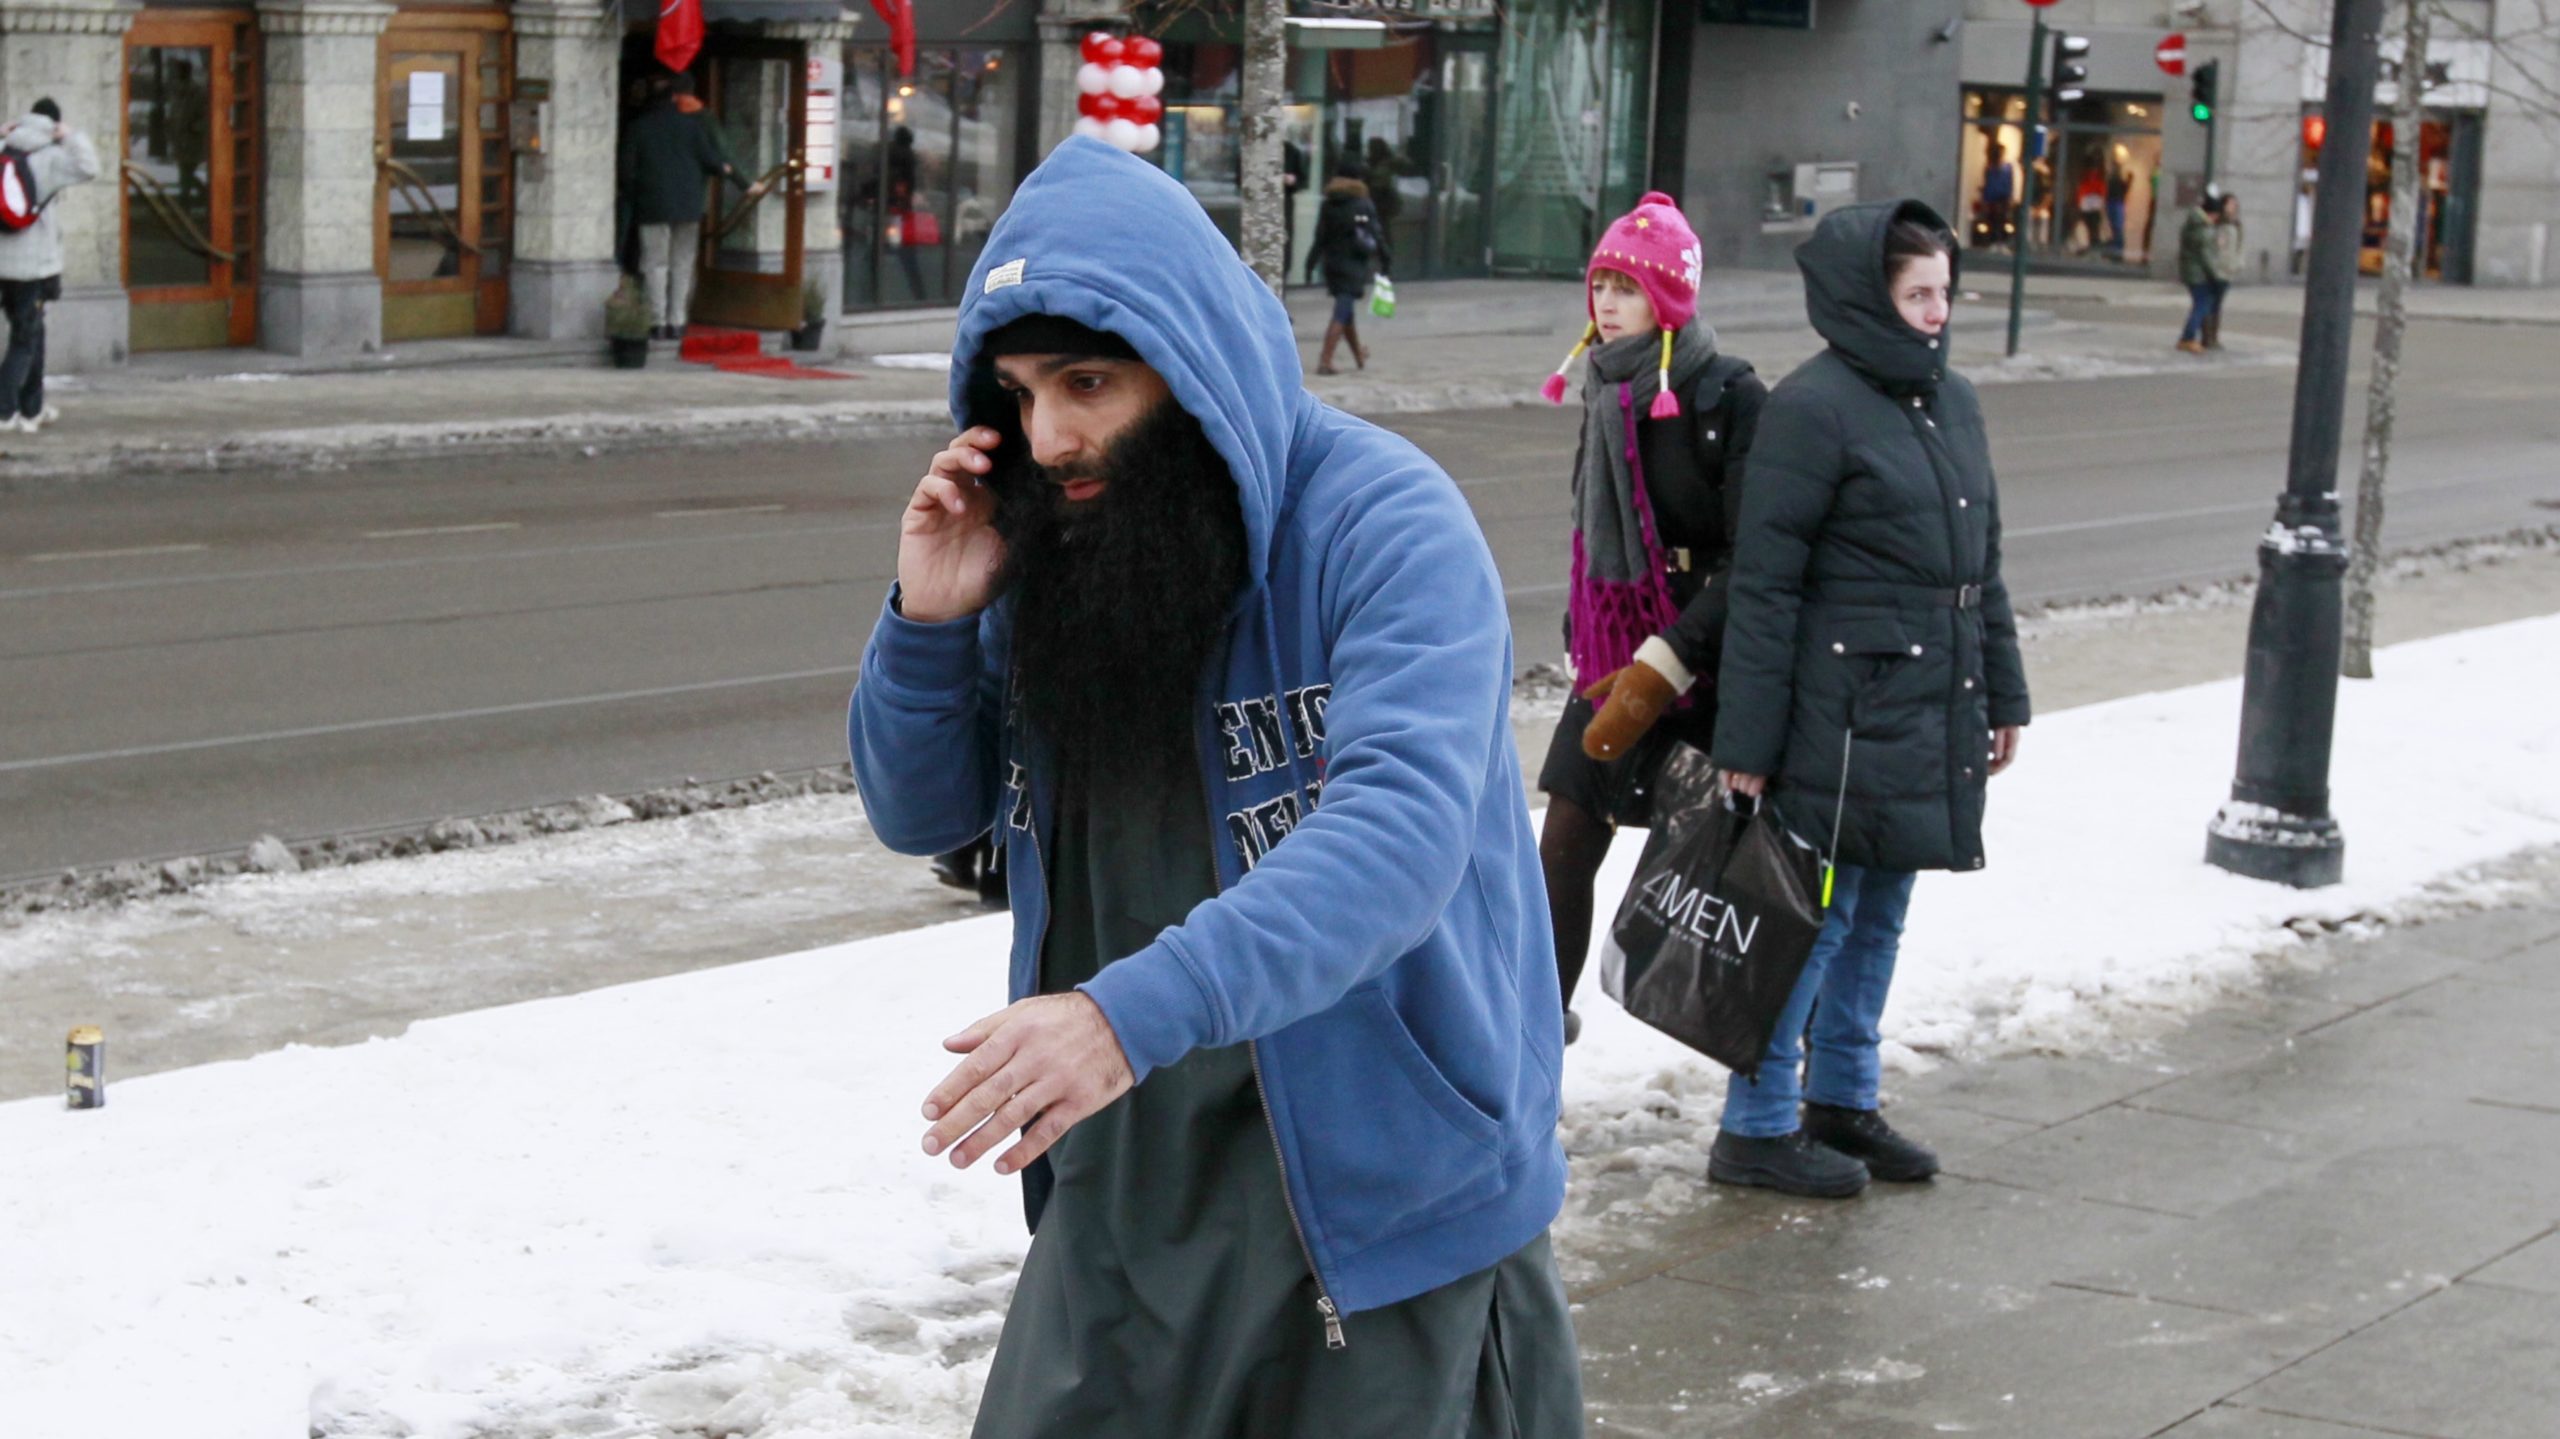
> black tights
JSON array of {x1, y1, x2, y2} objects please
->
[{"x1": 1539, "y1": 795, "x2": 1617, "y2": 1011}]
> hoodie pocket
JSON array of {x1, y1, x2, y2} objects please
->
[{"x1": 1284, "y1": 984, "x2": 1508, "y2": 1260}]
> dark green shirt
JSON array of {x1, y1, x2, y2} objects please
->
[{"x1": 972, "y1": 759, "x2": 1583, "y2": 1437}]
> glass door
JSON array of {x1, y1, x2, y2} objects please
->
[
  {"x1": 376, "y1": 19, "x2": 510, "y2": 341},
  {"x1": 124, "y1": 12, "x2": 257, "y2": 351},
  {"x1": 694, "y1": 44, "x2": 805, "y2": 331},
  {"x1": 1429, "y1": 43, "x2": 1494, "y2": 277},
  {"x1": 1492, "y1": 0, "x2": 1622, "y2": 274}
]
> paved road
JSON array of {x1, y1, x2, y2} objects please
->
[{"x1": 3, "y1": 316, "x2": 2553, "y2": 880}]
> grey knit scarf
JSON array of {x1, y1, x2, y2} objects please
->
[{"x1": 1572, "y1": 322, "x2": 1720, "y2": 583}]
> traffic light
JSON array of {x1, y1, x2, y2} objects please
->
[
  {"x1": 2050, "y1": 32, "x2": 2091, "y2": 105},
  {"x1": 2190, "y1": 59, "x2": 2220, "y2": 124}
]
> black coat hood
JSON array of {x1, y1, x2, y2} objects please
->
[{"x1": 1795, "y1": 199, "x2": 1957, "y2": 395}]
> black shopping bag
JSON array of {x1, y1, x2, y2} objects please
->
[{"x1": 1597, "y1": 744, "x2": 1829, "y2": 1073}]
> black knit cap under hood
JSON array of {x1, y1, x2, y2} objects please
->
[{"x1": 979, "y1": 314, "x2": 1141, "y2": 363}]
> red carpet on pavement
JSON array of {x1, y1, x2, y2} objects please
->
[{"x1": 677, "y1": 325, "x2": 860, "y2": 382}]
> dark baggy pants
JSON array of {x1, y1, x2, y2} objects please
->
[{"x1": 0, "y1": 277, "x2": 51, "y2": 421}]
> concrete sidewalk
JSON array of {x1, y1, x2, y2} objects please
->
[
  {"x1": 1569, "y1": 854, "x2": 2560, "y2": 1437},
  {"x1": 2028, "y1": 268, "x2": 2560, "y2": 326},
  {"x1": 5, "y1": 272, "x2": 2270, "y2": 486}
]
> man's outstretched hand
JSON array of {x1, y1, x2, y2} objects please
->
[
  {"x1": 897, "y1": 427, "x2": 1009, "y2": 625},
  {"x1": 921, "y1": 993, "x2": 1134, "y2": 1176}
]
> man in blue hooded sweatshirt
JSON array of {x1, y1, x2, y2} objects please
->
[{"x1": 848, "y1": 138, "x2": 1580, "y2": 1434}]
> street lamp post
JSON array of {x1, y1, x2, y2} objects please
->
[
  {"x1": 2203, "y1": 0, "x2": 2387, "y2": 889},
  {"x1": 2005, "y1": 5, "x2": 2051, "y2": 359}
]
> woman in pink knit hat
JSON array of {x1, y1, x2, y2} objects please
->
[{"x1": 1534, "y1": 191, "x2": 1768, "y2": 1045}]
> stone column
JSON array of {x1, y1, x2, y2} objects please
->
[
  {"x1": 0, "y1": 0, "x2": 140, "y2": 373},
  {"x1": 1035, "y1": 0, "x2": 1122, "y2": 157},
  {"x1": 772, "y1": 15, "x2": 858, "y2": 352},
  {"x1": 509, "y1": 0, "x2": 620, "y2": 338},
  {"x1": 257, "y1": 0, "x2": 391, "y2": 356}
]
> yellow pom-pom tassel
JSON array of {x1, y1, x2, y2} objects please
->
[
  {"x1": 1649, "y1": 328, "x2": 1682, "y2": 420},
  {"x1": 1542, "y1": 321, "x2": 1599, "y2": 404}
]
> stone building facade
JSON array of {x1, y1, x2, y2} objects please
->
[{"x1": 1, "y1": 0, "x2": 861, "y2": 373}]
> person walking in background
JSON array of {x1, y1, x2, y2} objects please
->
[
  {"x1": 2205, "y1": 193, "x2": 2246, "y2": 350},
  {"x1": 1710, "y1": 202, "x2": 2030, "y2": 1199},
  {"x1": 0, "y1": 99, "x2": 99, "y2": 434},
  {"x1": 1361, "y1": 136, "x2": 1406, "y2": 232},
  {"x1": 2105, "y1": 165, "x2": 2132, "y2": 258},
  {"x1": 1532, "y1": 192, "x2": 1766, "y2": 1045},
  {"x1": 619, "y1": 71, "x2": 740, "y2": 341},
  {"x1": 2177, "y1": 184, "x2": 2231, "y2": 354},
  {"x1": 1304, "y1": 157, "x2": 1390, "y2": 376},
  {"x1": 1280, "y1": 137, "x2": 1308, "y2": 279}
]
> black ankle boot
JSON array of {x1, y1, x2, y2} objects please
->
[
  {"x1": 1708, "y1": 1129, "x2": 1868, "y2": 1198},
  {"x1": 1802, "y1": 1102, "x2": 1939, "y2": 1182},
  {"x1": 930, "y1": 848, "x2": 979, "y2": 892}
]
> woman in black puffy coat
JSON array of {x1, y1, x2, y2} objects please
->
[
  {"x1": 1304, "y1": 158, "x2": 1390, "y2": 376},
  {"x1": 1709, "y1": 200, "x2": 2031, "y2": 1200}
]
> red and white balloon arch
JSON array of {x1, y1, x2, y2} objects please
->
[{"x1": 1075, "y1": 31, "x2": 1166, "y2": 154}]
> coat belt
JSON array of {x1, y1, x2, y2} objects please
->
[{"x1": 1813, "y1": 580, "x2": 1983, "y2": 610}]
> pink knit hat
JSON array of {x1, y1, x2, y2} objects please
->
[{"x1": 1541, "y1": 191, "x2": 1705, "y2": 418}]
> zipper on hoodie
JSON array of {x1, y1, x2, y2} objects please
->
[
  {"x1": 1250, "y1": 1038, "x2": 1347, "y2": 1350},
  {"x1": 1021, "y1": 734, "x2": 1053, "y2": 1008},
  {"x1": 1190, "y1": 634, "x2": 1347, "y2": 1352}
]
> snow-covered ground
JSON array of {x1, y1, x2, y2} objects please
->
[{"x1": 5, "y1": 614, "x2": 2556, "y2": 1439}]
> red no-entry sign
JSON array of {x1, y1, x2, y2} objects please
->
[{"x1": 2156, "y1": 32, "x2": 2188, "y2": 76}]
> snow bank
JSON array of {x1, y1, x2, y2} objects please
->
[
  {"x1": 5, "y1": 614, "x2": 2555, "y2": 1438},
  {"x1": 1, "y1": 917, "x2": 1025, "y2": 1439}
]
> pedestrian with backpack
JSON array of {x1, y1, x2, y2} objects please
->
[
  {"x1": 1531, "y1": 190, "x2": 1766, "y2": 1046},
  {"x1": 1304, "y1": 157, "x2": 1390, "y2": 376},
  {"x1": 0, "y1": 99, "x2": 98, "y2": 434},
  {"x1": 1710, "y1": 202, "x2": 2030, "y2": 1198}
]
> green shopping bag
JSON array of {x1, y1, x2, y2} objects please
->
[{"x1": 1368, "y1": 276, "x2": 1396, "y2": 319}]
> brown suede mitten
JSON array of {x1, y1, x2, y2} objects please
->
[{"x1": 1580, "y1": 660, "x2": 1680, "y2": 761}]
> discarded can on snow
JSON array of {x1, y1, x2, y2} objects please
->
[{"x1": 66, "y1": 1025, "x2": 104, "y2": 1109}]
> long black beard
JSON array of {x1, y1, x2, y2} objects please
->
[{"x1": 992, "y1": 399, "x2": 1250, "y2": 788}]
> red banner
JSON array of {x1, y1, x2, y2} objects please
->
[
  {"x1": 655, "y1": 0, "x2": 704, "y2": 75},
  {"x1": 869, "y1": 0, "x2": 917, "y2": 78}
]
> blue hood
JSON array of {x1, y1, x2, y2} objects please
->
[{"x1": 948, "y1": 137, "x2": 1301, "y2": 583}]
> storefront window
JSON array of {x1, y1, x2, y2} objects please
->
[
  {"x1": 1492, "y1": 0, "x2": 1648, "y2": 275},
  {"x1": 947, "y1": 49, "x2": 1020, "y2": 289},
  {"x1": 1325, "y1": 37, "x2": 1431, "y2": 264},
  {"x1": 1958, "y1": 84, "x2": 2162, "y2": 268},
  {"x1": 2296, "y1": 106, "x2": 2479, "y2": 282},
  {"x1": 1158, "y1": 40, "x2": 1245, "y2": 240},
  {"x1": 840, "y1": 44, "x2": 1027, "y2": 310},
  {"x1": 1156, "y1": 32, "x2": 1491, "y2": 281}
]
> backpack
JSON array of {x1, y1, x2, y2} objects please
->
[
  {"x1": 1347, "y1": 207, "x2": 1379, "y2": 258},
  {"x1": 0, "y1": 150, "x2": 44, "y2": 232}
]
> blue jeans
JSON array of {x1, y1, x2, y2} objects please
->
[
  {"x1": 1719, "y1": 864, "x2": 1919, "y2": 1138},
  {"x1": 0, "y1": 278, "x2": 47, "y2": 420},
  {"x1": 2180, "y1": 281, "x2": 2219, "y2": 342}
]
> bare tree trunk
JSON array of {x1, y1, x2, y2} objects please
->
[
  {"x1": 1236, "y1": 0, "x2": 1287, "y2": 292},
  {"x1": 2343, "y1": 0, "x2": 2430, "y2": 679}
]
